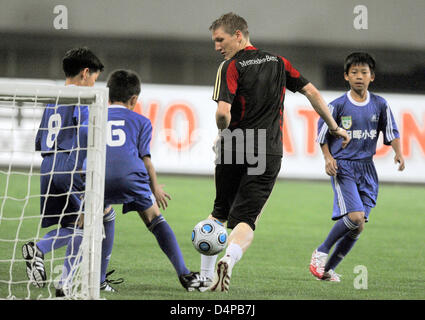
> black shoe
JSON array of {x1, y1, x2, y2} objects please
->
[
  {"x1": 55, "y1": 288, "x2": 65, "y2": 297},
  {"x1": 100, "y1": 270, "x2": 124, "y2": 292},
  {"x1": 22, "y1": 241, "x2": 46, "y2": 288},
  {"x1": 179, "y1": 271, "x2": 212, "y2": 292}
]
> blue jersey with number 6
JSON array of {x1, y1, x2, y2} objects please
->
[{"x1": 104, "y1": 104, "x2": 153, "y2": 205}]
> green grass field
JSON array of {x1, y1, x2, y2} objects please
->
[{"x1": 1, "y1": 173, "x2": 424, "y2": 300}]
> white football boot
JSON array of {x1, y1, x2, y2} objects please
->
[{"x1": 209, "y1": 255, "x2": 233, "y2": 292}]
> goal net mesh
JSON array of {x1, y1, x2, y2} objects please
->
[{"x1": 0, "y1": 83, "x2": 108, "y2": 299}]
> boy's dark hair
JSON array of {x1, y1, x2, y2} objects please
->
[
  {"x1": 62, "y1": 47, "x2": 104, "y2": 78},
  {"x1": 209, "y1": 12, "x2": 249, "y2": 37},
  {"x1": 344, "y1": 52, "x2": 376, "y2": 74},
  {"x1": 107, "y1": 69, "x2": 141, "y2": 104}
]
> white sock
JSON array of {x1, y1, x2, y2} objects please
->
[
  {"x1": 201, "y1": 254, "x2": 218, "y2": 279},
  {"x1": 225, "y1": 243, "x2": 243, "y2": 268}
]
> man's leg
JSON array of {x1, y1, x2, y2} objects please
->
[
  {"x1": 201, "y1": 161, "x2": 244, "y2": 282},
  {"x1": 209, "y1": 222, "x2": 251, "y2": 292},
  {"x1": 210, "y1": 155, "x2": 281, "y2": 292}
]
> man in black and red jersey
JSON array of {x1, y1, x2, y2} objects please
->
[{"x1": 201, "y1": 12, "x2": 350, "y2": 292}]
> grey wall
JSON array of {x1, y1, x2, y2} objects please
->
[
  {"x1": 0, "y1": 0, "x2": 424, "y2": 92},
  {"x1": 1, "y1": 0, "x2": 424, "y2": 49}
]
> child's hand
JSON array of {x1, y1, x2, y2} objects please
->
[
  {"x1": 394, "y1": 153, "x2": 405, "y2": 171},
  {"x1": 154, "y1": 184, "x2": 172, "y2": 210},
  {"x1": 324, "y1": 155, "x2": 338, "y2": 176}
]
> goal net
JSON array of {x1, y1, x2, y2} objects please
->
[{"x1": 0, "y1": 83, "x2": 108, "y2": 299}]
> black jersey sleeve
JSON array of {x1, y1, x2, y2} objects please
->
[
  {"x1": 212, "y1": 59, "x2": 239, "y2": 104},
  {"x1": 280, "y1": 56, "x2": 309, "y2": 92}
]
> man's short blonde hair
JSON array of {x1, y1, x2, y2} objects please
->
[{"x1": 209, "y1": 12, "x2": 249, "y2": 37}]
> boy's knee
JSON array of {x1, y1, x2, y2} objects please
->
[
  {"x1": 348, "y1": 211, "x2": 365, "y2": 224},
  {"x1": 138, "y1": 204, "x2": 161, "y2": 226}
]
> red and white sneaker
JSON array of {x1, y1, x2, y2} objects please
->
[
  {"x1": 321, "y1": 269, "x2": 341, "y2": 282},
  {"x1": 309, "y1": 249, "x2": 328, "y2": 279}
]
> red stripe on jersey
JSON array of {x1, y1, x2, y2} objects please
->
[
  {"x1": 280, "y1": 86, "x2": 286, "y2": 103},
  {"x1": 239, "y1": 95, "x2": 246, "y2": 121},
  {"x1": 226, "y1": 60, "x2": 239, "y2": 95},
  {"x1": 279, "y1": 107, "x2": 283, "y2": 131},
  {"x1": 280, "y1": 56, "x2": 300, "y2": 78},
  {"x1": 244, "y1": 46, "x2": 258, "y2": 51},
  {"x1": 230, "y1": 95, "x2": 246, "y2": 127},
  {"x1": 279, "y1": 87, "x2": 286, "y2": 132}
]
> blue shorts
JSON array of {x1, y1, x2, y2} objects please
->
[
  {"x1": 104, "y1": 172, "x2": 156, "y2": 213},
  {"x1": 331, "y1": 159, "x2": 379, "y2": 222},
  {"x1": 40, "y1": 152, "x2": 85, "y2": 228}
]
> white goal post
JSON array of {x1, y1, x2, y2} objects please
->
[{"x1": 0, "y1": 83, "x2": 108, "y2": 299}]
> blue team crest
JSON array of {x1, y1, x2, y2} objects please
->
[{"x1": 341, "y1": 116, "x2": 352, "y2": 129}]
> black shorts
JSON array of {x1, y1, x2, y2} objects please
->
[{"x1": 211, "y1": 153, "x2": 281, "y2": 231}]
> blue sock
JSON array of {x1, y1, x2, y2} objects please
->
[
  {"x1": 325, "y1": 230, "x2": 360, "y2": 271},
  {"x1": 36, "y1": 227, "x2": 74, "y2": 255},
  {"x1": 60, "y1": 228, "x2": 83, "y2": 288},
  {"x1": 148, "y1": 215, "x2": 190, "y2": 277},
  {"x1": 100, "y1": 208, "x2": 116, "y2": 283},
  {"x1": 317, "y1": 215, "x2": 358, "y2": 254}
]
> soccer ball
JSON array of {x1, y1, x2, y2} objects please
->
[{"x1": 191, "y1": 219, "x2": 228, "y2": 256}]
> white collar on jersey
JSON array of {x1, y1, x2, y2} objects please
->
[
  {"x1": 109, "y1": 104, "x2": 128, "y2": 109},
  {"x1": 347, "y1": 90, "x2": 370, "y2": 106}
]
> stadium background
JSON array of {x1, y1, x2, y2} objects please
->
[
  {"x1": 0, "y1": 0, "x2": 424, "y2": 302},
  {"x1": 1, "y1": 0, "x2": 424, "y2": 183},
  {"x1": 1, "y1": 0, "x2": 424, "y2": 91}
]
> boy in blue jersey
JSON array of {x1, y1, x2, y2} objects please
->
[
  {"x1": 58, "y1": 70, "x2": 210, "y2": 294},
  {"x1": 22, "y1": 47, "x2": 105, "y2": 288},
  {"x1": 310, "y1": 52, "x2": 405, "y2": 281}
]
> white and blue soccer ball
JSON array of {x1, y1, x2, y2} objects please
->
[{"x1": 191, "y1": 219, "x2": 228, "y2": 256}]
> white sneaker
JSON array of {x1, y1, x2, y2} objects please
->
[
  {"x1": 209, "y1": 255, "x2": 233, "y2": 292},
  {"x1": 321, "y1": 269, "x2": 341, "y2": 282},
  {"x1": 309, "y1": 249, "x2": 328, "y2": 279}
]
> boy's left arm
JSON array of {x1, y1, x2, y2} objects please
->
[
  {"x1": 390, "y1": 138, "x2": 405, "y2": 171},
  {"x1": 142, "y1": 156, "x2": 171, "y2": 210},
  {"x1": 381, "y1": 102, "x2": 405, "y2": 172}
]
